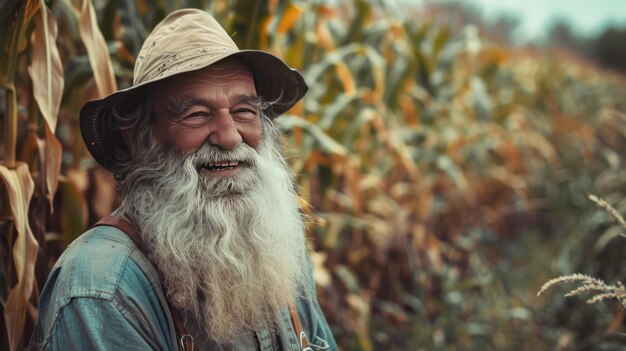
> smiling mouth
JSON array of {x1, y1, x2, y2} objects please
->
[{"x1": 201, "y1": 160, "x2": 241, "y2": 172}]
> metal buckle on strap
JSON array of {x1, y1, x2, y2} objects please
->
[
  {"x1": 300, "y1": 331, "x2": 313, "y2": 351},
  {"x1": 180, "y1": 334, "x2": 195, "y2": 351}
]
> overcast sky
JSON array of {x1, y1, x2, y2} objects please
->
[{"x1": 467, "y1": 0, "x2": 626, "y2": 40}]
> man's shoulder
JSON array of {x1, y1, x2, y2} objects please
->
[
  {"x1": 30, "y1": 226, "x2": 176, "y2": 350},
  {"x1": 50, "y1": 225, "x2": 158, "y2": 300}
]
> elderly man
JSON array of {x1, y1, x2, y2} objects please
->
[{"x1": 29, "y1": 8, "x2": 336, "y2": 351}]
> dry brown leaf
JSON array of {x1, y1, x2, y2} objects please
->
[
  {"x1": 0, "y1": 163, "x2": 38, "y2": 351},
  {"x1": 79, "y1": 0, "x2": 117, "y2": 97},
  {"x1": 27, "y1": 3, "x2": 63, "y2": 132},
  {"x1": 18, "y1": 134, "x2": 42, "y2": 169},
  {"x1": 277, "y1": 3, "x2": 303, "y2": 34},
  {"x1": 426, "y1": 235, "x2": 443, "y2": 273},
  {"x1": 43, "y1": 124, "x2": 62, "y2": 209},
  {"x1": 335, "y1": 63, "x2": 356, "y2": 96},
  {"x1": 18, "y1": 127, "x2": 62, "y2": 210},
  {"x1": 1, "y1": 0, "x2": 40, "y2": 84},
  {"x1": 18, "y1": 134, "x2": 47, "y2": 216},
  {"x1": 316, "y1": 20, "x2": 335, "y2": 50}
]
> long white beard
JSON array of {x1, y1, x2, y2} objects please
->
[{"x1": 119, "y1": 126, "x2": 308, "y2": 343}]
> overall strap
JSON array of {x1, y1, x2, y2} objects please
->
[
  {"x1": 289, "y1": 304, "x2": 310, "y2": 350},
  {"x1": 94, "y1": 215, "x2": 195, "y2": 351}
]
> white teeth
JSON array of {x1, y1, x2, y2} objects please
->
[{"x1": 207, "y1": 161, "x2": 239, "y2": 169}]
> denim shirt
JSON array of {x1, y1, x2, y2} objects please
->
[{"x1": 28, "y1": 225, "x2": 337, "y2": 350}]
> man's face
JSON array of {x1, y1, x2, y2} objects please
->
[{"x1": 150, "y1": 59, "x2": 262, "y2": 178}]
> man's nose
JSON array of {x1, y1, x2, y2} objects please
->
[{"x1": 207, "y1": 111, "x2": 243, "y2": 150}]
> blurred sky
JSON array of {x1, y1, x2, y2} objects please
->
[{"x1": 466, "y1": 0, "x2": 626, "y2": 41}]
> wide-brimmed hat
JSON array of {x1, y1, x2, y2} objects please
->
[{"x1": 80, "y1": 8, "x2": 307, "y2": 171}]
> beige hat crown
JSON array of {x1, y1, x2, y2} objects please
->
[{"x1": 133, "y1": 10, "x2": 239, "y2": 86}]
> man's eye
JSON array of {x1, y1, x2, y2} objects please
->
[
  {"x1": 184, "y1": 111, "x2": 209, "y2": 119},
  {"x1": 177, "y1": 111, "x2": 211, "y2": 127},
  {"x1": 233, "y1": 107, "x2": 258, "y2": 117},
  {"x1": 236, "y1": 108, "x2": 255, "y2": 113}
]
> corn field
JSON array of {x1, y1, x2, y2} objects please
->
[{"x1": 2, "y1": 0, "x2": 626, "y2": 350}]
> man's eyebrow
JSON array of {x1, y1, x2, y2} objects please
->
[
  {"x1": 166, "y1": 97, "x2": 209, "y2": 115},
  {"x1": 234, "y1": 94, "x2": 263, "y2": 107}
]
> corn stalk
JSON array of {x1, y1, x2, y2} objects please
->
[{"x1": 1, "y1": 1, "x2": 28, "y2": 170}]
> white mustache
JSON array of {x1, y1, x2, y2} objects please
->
[{"x1": 188, "y1": 143, "x2": 257, "y2": 171}]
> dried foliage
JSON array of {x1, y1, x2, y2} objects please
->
[
  {"x1": 1, "y1": 0, "x2": 626, "y2": 350},
  {"x1": 588, "y1": 193, "x2": 626, "y2": 234},
  {"x1": 538, "y1": 273, "x2": 626, "y2": 306},
  {"x1": 539, "y1": 195, "x2": 626, "y2": 320}
]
